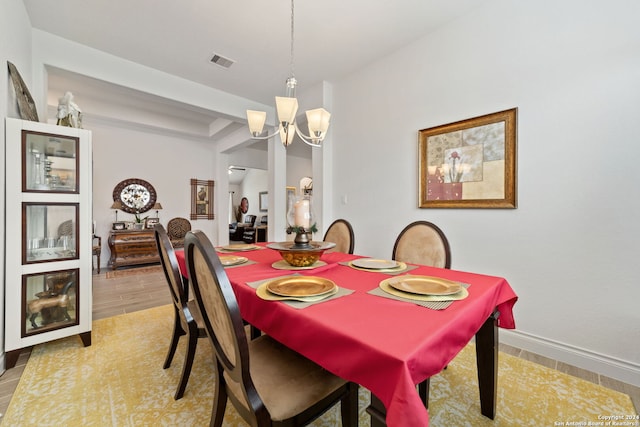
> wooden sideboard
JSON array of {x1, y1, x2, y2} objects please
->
[{"x1": 108, "y1": 229, "x2": 160, "y2": 269}]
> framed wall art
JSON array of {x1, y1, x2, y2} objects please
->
[
  {"x1": 8, "y1": 61, "x2": 39, "y2": 122},
  {"x1": 259, "y1": 191, "x2": 268, "y2": 212},
  {"x1": 418, "y1": 108, "x2": 517, "y2": 208},
  {"x1": 190, "y1": 179, "x2": 215, "y2": 220}
]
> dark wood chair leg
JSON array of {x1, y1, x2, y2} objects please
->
[
  {"x1": 211, "y1": 367, "x2": 229, "y2": 427},
  {"x1": 174, "y1": 326, "x2": 198, "y2": 400},
  {"x1": 476, "y1": 310, "x2": 499, "y2": 419},
  {"x1": 164, "y1": 308, "x2": 185, "y2": 369},
  {"x1": 367, "y1": 393, "x2": 387, "y2": 427},
  {"x1": 250, "y1": 324, "x2": 261, "y2": 339}
]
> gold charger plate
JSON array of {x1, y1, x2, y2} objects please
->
[
  {"x1": 257, "y1": 282, "x2": 339, "y2": 302},
  {"x1": 271, "y1": 260, "x2": 327, "y2": 270},
  {"x1": 219, "y1": 255, "x2": 249, "y2": 266},
  {"x1": 351, "y1": 258, "x2": 398, "y2": 270},
  {"x1": 387, "y1": 275, "x2": 462, "y2": 296},
  {"x1": 266, "y1": 276, "x2": 337, "y2": 297},
  {"x1": 379, "y1": 278, "x2": 468, "y2": 302},
  {"x1": 220, "y1": 244, "x2": 259, "y2": 252}
]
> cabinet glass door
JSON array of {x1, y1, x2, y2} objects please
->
[
  {"x1": 23, "y1": 203, "x2": 79, "y2": 264},
  {"x1": 22, "y1": 269, "x2": 79, "y2": 337},
  {"x1": 22, "y1": 130, "x2": 79, "y2": 193}
]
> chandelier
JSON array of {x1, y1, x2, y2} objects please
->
[{"x1": 246, "y1": 0, "x2": 331, "y2": 148}]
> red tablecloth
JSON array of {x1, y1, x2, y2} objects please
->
[{"x1": 175, "y1": 246, "x2": 517, "y2": 427}]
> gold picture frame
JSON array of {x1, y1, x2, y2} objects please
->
[
  {"x1": 190, "y1": 179, "x2": 215, "y2": 220},
  {"x1": 418, "y1": 108, "x2": 517, "y2": 208}
]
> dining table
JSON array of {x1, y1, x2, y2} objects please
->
[{"x1": 175, "y1": 243, "x2": 518, "y2": 427}]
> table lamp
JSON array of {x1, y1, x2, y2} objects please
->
[
  {"x1": 110, "y1": 200, "x2": 123, "y2": 221},
  {"x1": 153, "y1": 202, "x2": 163, "y2": 219}
]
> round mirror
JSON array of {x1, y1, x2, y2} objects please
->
[{"x1": 113, "y1": 178, "x2": 157, "y2": 214}]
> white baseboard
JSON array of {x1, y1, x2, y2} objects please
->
[{"x1": 500, "y1": 329, "x2": 640, "y2": 387}]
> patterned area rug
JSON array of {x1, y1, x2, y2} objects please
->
[
  {"x1": 105, "y1": 264, "x2": 163, "y2": 279},
  {"x1": 3, "y1": 305, "x2": 636, "y2": 426}
]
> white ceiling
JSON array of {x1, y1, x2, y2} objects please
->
[{"x1": 23, "y1": 0, "x2": 483, "y2": 153}]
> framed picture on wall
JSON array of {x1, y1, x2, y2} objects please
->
[
  {"x1": 190, "y1": 179, "x2": 215, "y2": 220},
  {"x1": 259, "y1": 191, "x2": 268, "y2": 212},
  {"x1": 144, "y1": 217, "x2": 160, "y2": 229},
  {"x1": 418, "y1": 108, "x2": 517, "y2": 208}
]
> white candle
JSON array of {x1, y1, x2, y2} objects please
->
[{"x1": 294, "y1": 199, "x2": 310, "y2": 229}]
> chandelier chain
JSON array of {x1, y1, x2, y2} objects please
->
[
  {"x1": 289, "y1": 0, "x2": 295, "y2": 78},
  {"x1": 245, "y1": 0, "x2": 329, "y2": 148}
]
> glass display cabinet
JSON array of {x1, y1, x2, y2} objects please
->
[{"x1": 4, "y1": 118, "x2": 93, "y2": 369}]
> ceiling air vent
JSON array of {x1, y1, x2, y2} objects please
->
[{"x1": 210, "y1": 53, "x2": 235, "y2": 69}]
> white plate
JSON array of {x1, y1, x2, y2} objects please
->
[{"x1": 351, "y1": 258, "x2": 398, "y2": 270}]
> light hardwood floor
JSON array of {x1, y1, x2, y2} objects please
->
[{"x1": 0, "y1": 267, "x2": 638, "y2": 421}]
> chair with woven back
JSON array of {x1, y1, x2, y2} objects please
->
[
  {"x1": 154, "y1": 224, "x2": 206, "y2": 400},
  {"x1": 184, "y1": 230, "x2": 359, "y2": 427},
  {"x1": 392, "y1": 220, "x2": 452, "y2": 408},
  {"x1": 167, "y1": 217, "x2": 192, "y2": 248},
  {"x1": 323, "y1": 219, "x2": 355, "y2": 254}
]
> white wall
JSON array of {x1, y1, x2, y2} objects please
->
[
  {"x1": 287, "y1": 153, "x2": 312, "y2": 192},
  {"x1": 86, "y1": 117, "x2": 217, "y2": 267},
  {"x1": 331, "y1": 0, "x2": 640, "y2": 384},
  {"x1": 1, "y1": 0, "x2": 35, "y2": 373},
  {"x1": 238, "y1": 168, "x2": 268, "y2": 221},
  {"x1": 228, "y1": 148, "x2": 312, "y2": 225}
]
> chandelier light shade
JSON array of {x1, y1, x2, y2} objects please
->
[
  {"x1": 247, "y1": 110, "x2": 267, "y2": 137},
  {"x1": 306, "y1": 108, "x2": 331, "y2": 141},
  {"x1": 246, "y1": 0, "x2": 330, "y2": 148}
]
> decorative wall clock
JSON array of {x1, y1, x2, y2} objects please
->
[{"x1": 112, "y1": 178, "x2": 157, "y2": 214}]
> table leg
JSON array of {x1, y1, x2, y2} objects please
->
[{"x1": 475, "y1": 310, "x2": 499, "y2": 419}]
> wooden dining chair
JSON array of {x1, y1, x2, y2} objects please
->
[
  {"x1": 92, "y1": 234, "x2": 101, "y2": 274},
  {"x1": 167, "y1": 217, "x2": 192, "y2": 248},
  {"x1": 154, "y1": 224, "x2": 207, "y2": 400},
  {"x1": 392, "y1": 220, "x2": 451, "y2": 269},
  {"x1": 323, "y1": 219, "x2": 355, "y2": 254},
  {"x1": 392, "y1": 220, "x2": 452, "y2": 407},
  {"x1": 184, "y1": 230, "x2": 359, "y2": 427}
]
